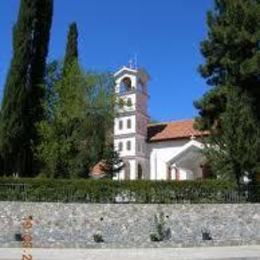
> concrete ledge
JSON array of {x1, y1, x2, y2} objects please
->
[{"x1": 0, "y1": 246, "x2": 260, "y2": 260}]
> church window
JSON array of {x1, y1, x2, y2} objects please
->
[
  {"x1": 126, "y1": 98, "x2": 132, "y2": 107},
  {"x1": 118, "y1": 142, "x2": 123, "y2": 151},
  {"x1": 119, "y1": 120, "x2": 123, "y2": 130},
  {"x1": 127, "y1": 119, "x2": 131, "y2": 129},
  {"x1": 126, "y1": 141, "x2": 131, "y2": 151},
  {"x1": 119, "y1": 99, "x2": 124, "y2": 108}
]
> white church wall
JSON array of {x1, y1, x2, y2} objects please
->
[
  {"x1": 114, "y1": 137, "x2": 136, "y2": 157},
  {"x1": 115, "y1": 73, "x2": 137, "y2": 93},
  {"x1": 114, "y1": 115, "x2": 136, "y2": 136},
  {"x1": 149, "y1": 139, "x2": 193, "y2": 180},
  {"x1": 117, "y1": 93, "x2": 136, "y2": 113},
  {"x1": 129, "y1": 159, "x2": 136, "y2": 180}
]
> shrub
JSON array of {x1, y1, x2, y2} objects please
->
[
  {"x1": 93, "y1": 233, "x2": 104, "y2": 243},
  {"x1": 0, "y1": 177, "x2": 247, "y2": 203},
  {"x1": 150, "y1": 212, "x2": 165, "y2": 242}
]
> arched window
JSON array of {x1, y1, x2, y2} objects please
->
[
  {"x1": 120, "y1": 77, "x2": 132, "y2": 94},
  {"x1": 127, "y1": 119, "x2": 131, "y2": 129},
  {"x1": 118, "y1": 142, "x2": 123, "y2": 151},
  {"x1": 137, "y1": 163, "x2": 143, "y2": 180},
  {"x1": 126, "y1": 141, "x2": 131, "y2": 151},
  {"x1": 119, "y1": 98, "x2": 124, "y2": 108},
  {"x1": 126, "y1": 98, "x2": 132, "y2": 107},
  {"x1": 119, "y1": 120, "x2": 123, "y2": 130}
]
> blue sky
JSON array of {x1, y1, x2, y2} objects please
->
[{"x1": 0, "y1": 0, "x2": 213, "y2": 122}]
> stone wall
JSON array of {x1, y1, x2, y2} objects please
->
[{"x1": 0, "y1": 202, "x2": 259, "y2": 248}]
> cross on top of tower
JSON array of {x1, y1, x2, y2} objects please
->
[{"x1": 127, "y1": 55, "x2": 138, "y2": 70}]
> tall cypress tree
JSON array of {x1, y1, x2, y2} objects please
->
[
  {"x1": 0, "y1": 0, "x2": 53, "y2": 177},
  {"x1": 63, "y1": 22, "x2": 79, "y2": 73}
]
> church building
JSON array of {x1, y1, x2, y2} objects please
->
[{"x1": 112, "y1": 66, "x2": 208, "y2": 181}]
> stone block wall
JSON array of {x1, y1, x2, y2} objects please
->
[{"x1": 0, "y1": 202, "x2": 259, "y2": 248}]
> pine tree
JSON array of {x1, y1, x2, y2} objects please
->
[
  {"x1": 203, "y1": 89, "x2": 260, "y2": 185},
  {"x1": 0, "y1": 0, "x2": 53, "y2": 177},
  {"x1": 63, "y1": 22, "x2": 79, "y2": 73},
  {"x1": 195, "y1": 0, "x2": 260, "y2": 185},
  {"x1": 195, "y1": 0, "x2": 260, "y2": 130},
  {"x1": 100, "y1": 146, "x2": 124, "y2": 179}
]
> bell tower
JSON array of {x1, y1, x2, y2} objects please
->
[{"x1": 113, "y1": 66, "x2": 150, "y2": 180}]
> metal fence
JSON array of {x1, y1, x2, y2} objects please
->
[{"x1": 0, "y1": 183, "x2": 259, "y2": 204}]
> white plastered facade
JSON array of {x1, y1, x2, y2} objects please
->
[{"x1": 113, "y1": 67, "x2": 205, "y2": 181}]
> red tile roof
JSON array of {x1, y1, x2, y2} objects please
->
[
  {"x1": 147, "y1": 119, "x2": 208, "y2": 142},
  {"x1": 91, "y1": 161, "x2": 106, "y2": 177}
]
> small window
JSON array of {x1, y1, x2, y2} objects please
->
[
  {"x1": 119, "y1": 120, "x2": 123, "y2": 130},
  {"x1": 126, "y1": 141, "x2": 131, "y2": 151},
  {"x1": 118, "y1": 142, "x2": 123, "y2": 151},
  {"x1": 119, "y1": 99, "x2": 124, "y2": 108},
  {"x1": 127, "y1": 119, "x2": 131, "y2": 129}
]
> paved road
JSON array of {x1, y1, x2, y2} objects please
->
[{"x1": 0, "y1": 246, "x2": 259, "y2": 260}]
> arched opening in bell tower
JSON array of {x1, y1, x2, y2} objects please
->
[{"x1": 120, "y1": 77, "x2": 132, "y2": 94}]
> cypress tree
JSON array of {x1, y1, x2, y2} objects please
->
[
  {"x1": 63, "y1": 22, "x2": 79, "y2": 73},
  {"x1": 0, "y1": 0, "x2": 53, "y2": 177}
]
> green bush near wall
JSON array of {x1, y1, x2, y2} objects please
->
[{"x1": 0, "y1": 178, "x2": 256, "y2": 203}]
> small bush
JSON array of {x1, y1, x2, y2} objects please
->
[
  {"x1": 150, "y1": 233, "x2": 161, "y2": 242},
  {"x1": 93, "y1": 233, "x2": 104, "y2": 243},
  {"x1": 150, "y1": 212, "x2": 166, "y2": 242}
]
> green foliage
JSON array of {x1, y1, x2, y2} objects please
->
[
  {"x1": 0, "y1": 0, "x2": 53, "y2": 177},
  {"x1": 195, "y1": 0, "x2": 260, "y2": 184},
  {"x1": 100, "y1": 146, "x2": 124, "y2": 179},
  {"x1": 118, "y1": 98, "x2": 124, "y2": 108},
  {"x1": 93, "y1": 233, "x2": 104, "y2": 243},
  {"x1": 196, "y1": 0, "x2": 260, "y2": 129},
  {"x1": 203, "y1": 90, "x2": 260, "y2": 185},
  {"x1": 63, "y1": 22, "x2": 79, "y2": 73},
  {"x1": 0, "y1": 178, "x2": 240, "y2": 203},
  {"x1": 44, "y1": 60, "x2": 62, "y2": 121},
  {"x1": 150, "y1": 212, "x2": 166, "y2": 242},
  {"x1": 36, "y1": 63, "x2": 115, "y2": 178}
]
